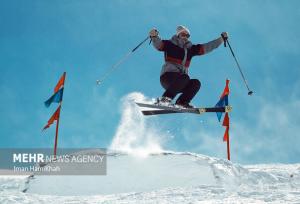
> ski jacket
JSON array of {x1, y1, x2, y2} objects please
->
[{"x1": 151, "y1": 35, "x2": 223, "y2": 76}]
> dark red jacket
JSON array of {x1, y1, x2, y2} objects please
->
[{"x1": 152, "y1": 35, "x2": 223, "y2": 75}]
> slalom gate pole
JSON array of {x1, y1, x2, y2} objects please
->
[
  {"x1": 222, "y1": 34, "x2": 253, "y2": 95},
  {"x1": 96, "y1": 36, "x2": 150, "y2": 85},
  {"x1": 54, "y1": 107, "x2": 60, "y2": 157},
  {"x1": 54, "y1": 72, "x2": 66, "y2": 158},
  {"x1": 227, "y1": 133, "x2": 230, "y2": 160}
]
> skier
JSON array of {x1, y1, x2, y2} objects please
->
[{"x1": 149, "y1": 25, "x2": 228, "y2": 108}]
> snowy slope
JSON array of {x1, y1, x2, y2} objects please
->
[
  {"x1": 1, "y1": 152, "x2": 300, "y2": 203},
  {"x1": 26, "y1": 152, "x2": 217, "y2": 195}
]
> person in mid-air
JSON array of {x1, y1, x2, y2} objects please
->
[{"x1": 149, "y1": 25, "x2": 228, "y2": 108}]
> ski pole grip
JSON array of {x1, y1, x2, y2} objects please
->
[{"x1": 221, "y1": 33, "x2": 227, "y2": 47}]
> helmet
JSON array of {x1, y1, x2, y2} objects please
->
[{"x1": 176, "y1": 25, "x2": 190, "y2": 36}]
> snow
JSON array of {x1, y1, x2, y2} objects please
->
[
  {"x1": 1, "y1": 153, "x2": 300, "y2": 203},
  {"x1": 1, "y1": 92, "x2": 300, "y2": 203},
  {"x1": 25, "y1": 152, "x2": 219, "y2": 195}
]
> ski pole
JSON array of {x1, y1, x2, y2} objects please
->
[
  {"x1": 96, "y1": 36, "x2": 150, "y2": 85},
  {"x1": 222, "y1": 34, "x2": 253, "y2": 95}
]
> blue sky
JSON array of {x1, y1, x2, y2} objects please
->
[{"x1": 1, "y1": 0, "x2": 300, "y2": 164}]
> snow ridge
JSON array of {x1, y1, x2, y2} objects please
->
[{"x1": 1, "y1": 151, "x2": 300, "y2": 203}]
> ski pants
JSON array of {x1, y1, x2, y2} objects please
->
[{"x1": 160, "y1": 72, "x2": 201, "y2": 104}]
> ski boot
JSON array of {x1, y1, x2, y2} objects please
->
[{"x1": 155, "y1": 96, "x2": 172, "y2": 106}]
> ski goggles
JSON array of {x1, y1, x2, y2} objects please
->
[{"x1": 179, "y1": 33, "x2": 190, "y2": 38}]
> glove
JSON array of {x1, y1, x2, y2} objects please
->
[
  {"x1": 221, "y1": 32, "x2": 228, "y2": 41},
  {"x1": 149, "y1": 28, "x2": 159, "y2": 38}
]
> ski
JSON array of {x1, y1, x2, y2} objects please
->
[
  {"x1": 135, "y1": 102, "x2": 232, "y2": 116},
  {"x1": 142, "y1": 109, "x2": 178, "y2": 115}
]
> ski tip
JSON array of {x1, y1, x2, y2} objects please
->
[
  {"x1": 225, "y1": 106, "x2": 233, "y2": 113},
  {"x1": 141, "y1": 111, "x2": 151, "y2": 116},
  {"x1": 198, "y1": 108, "x2": 206, "y2": 114}
]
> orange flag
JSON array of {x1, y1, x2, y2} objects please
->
[
  {"x1": 43, "y1": 106, "x2": 61, "y2": 130},
  {"x1": 220, "y1": 79, "x2": 230, "y2": 99},
  {"x1": 223, "y1": 127, "x2": 229, "y2": 142},
  {"x1": 222, "y1": 113, "x2": 230, "y2": 142},
  {"x1": 222, "y1": 113, "x2": 230, "y2": 127},
  {"x1": 54, "y1": 72, "x2": 66, "y2": 93}
]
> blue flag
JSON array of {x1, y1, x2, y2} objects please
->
[
  {"x1": 44, "y1": 88, "x2": 64, "y2": 108},
  {"x1": 215, "y1": 95, "x2": 228, "y2": 122},
  {"x1": 215, "y1": 79, "x2": 230, "y2": 122}
]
